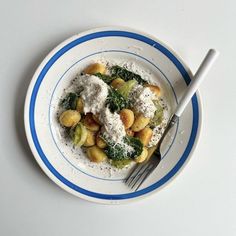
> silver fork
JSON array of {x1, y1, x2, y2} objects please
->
[
  {"x1": 125, "y1": 49, "x2": 219, "y2": 191},
  {"x1": 124, "y1": 115, "x2": 178, "y2": 190}
]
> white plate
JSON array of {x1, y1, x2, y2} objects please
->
[{"x1": 24, "y1": 27, "x2": 202, "y2": 204}]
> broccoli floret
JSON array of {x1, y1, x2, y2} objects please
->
[
  {"x1": 60, "y1": 93, "x2": 78, "y2": 110},
  {"x1": 94, "y1": 73, "x2": 114, "y2": 84},
  {"x1": 106, "y1": 88, "x2": 129, "y2": 112},
  {"x1": 104, "y1": 136, "x2": 143, "y2": 161},
  {"x1": 125, "y1": 136, "x2": 143, "y2": 158},
  {"x1": 111, "y1": 65, "x2": 147, "y2": 85},
  {"x1": 105, "y1": 142, "x2": 130, "y2": 161}
]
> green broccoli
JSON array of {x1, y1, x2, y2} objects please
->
[
  {"x1": 111, "y1": 65, "x2": 147, "y2": 85},
  {"x1": 94, "y1": 73, "x2": 114, "y2": 84},
  {"x1": 104, "y1": 136, "x2": 143, "y2": 161},
  {"x1": 60, "y1": 93, "x2": 78, "y2": 110},
  {"x1": 106, "y1": 88, "x2": 129, "y2": 112}
]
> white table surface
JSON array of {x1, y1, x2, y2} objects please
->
[{"x1": 0, "y1": 0, "x2": 235, "y2": 235}]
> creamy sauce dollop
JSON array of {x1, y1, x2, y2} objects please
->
[
  {"x1": 99, "y1": 107, "x2": 126, "y2": 144},
  {"x1": 129, "y1": 85, "x2": 157, "y2": 118},
  {"x1": 77, "y1": 75, "x2": 109, "y2": 114},
  {"x1": 77, "y1": 75, "x2": 131, "y2": 150}
]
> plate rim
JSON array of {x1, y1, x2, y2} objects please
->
[{"x1": 24, "y1": 26, "x2": 202, "y2": 204}]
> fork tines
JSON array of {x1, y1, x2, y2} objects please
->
[{"x1": 124, "y1": 162, "x2": 156, "y2": 191}]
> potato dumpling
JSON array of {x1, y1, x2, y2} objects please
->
[
  {"x1": 146, "y1": 146, "x2": 156, "y2": 161},
  {"x1": 92, "y1": 114, "x2": 102, "y2": 125},
  {"x1": 59, "y1": 110, "x2": 81, "y2": 127},
  {"x1": 87, "y1": 146, "x2": 107, "y2": 163},
  {"x1": 111, "y1": 78, "x2": 125, "y2": 89},
  {"x1": 84, "y1": 63, "x2": 106, "y2": 75},
  {"x1": 119, "y1": 109, "x2": 134, "y2": 129},
  {"x1": 135, "y1": 147, "x2": 148, "y2": 163},
  {"x1": 131, "y1": 114, "x2": 150, "y2": 132},
  {"x1": 145, "y1": 84, "x2": 161, "y2": 97},
  {"x1": 76, "y1": 97, "x2": 84, "y2": 113},
  {"x1": 83, "y1": 130, "x2": 96, "y2": 147},
  {"x1": 83, "y1": 113, "x2": 100, "y2": 131},
  {"x1": 135, "y1": 127, "x2": 153, "y2": 146},
  {"x1": 96, "y1": 135, "x2": 107, "y2": 148},
  {"x1": 126, "y1": 129, "x2": 134, "y2": 137}
]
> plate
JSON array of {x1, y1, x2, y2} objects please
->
[{"x1": 24, "y1": 27, "x2": 202, "y2": 204}]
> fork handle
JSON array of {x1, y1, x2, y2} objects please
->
[{"x1": 174, "y1": 49, "x2": 219, "y2": 117}]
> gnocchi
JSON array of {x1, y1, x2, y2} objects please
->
[
  {"x1": 83, "y1": 113, "x2": 100, "y2": 131},
  {"x1": 135, "y1": 147, "x2": 148, "y2": 163},
  {"x1": 84, "y1": 63, "x2": 106, "y2": 75},
  {"x1": 119, "y1": 109, "x2": 134, "y2": 129},
  {"x1": 59, "y1": 110, "x2": 81, "y2": 127},
  {"x1": 92, "y1": 114, "x2": 102, "y2": 125},
  {"x1": 83, "y1": 130, "x2": 96, "y2": 147},
  {"x1": 87, "y1": 146, "x2": 107, "y2": 163},
  {"x1": 135, "y1": 127, "x2": 153, "y2": 146},
  {"x1": 96, "y1": 135, "x2": 107, "y2": 148},
  {"x1": 70, "y1": 123, "x2": 88, "y2": 147},
  {"x1": 131, "y1": 114, "x2": 150, "y2": 132},
  {"x1": 111, "y1": 78, "x2": 125, "y2": 89},
  {"x1": 126, "y1": 129, "x2": 134, "y2": 137},
  {"x1": 144, "y1": 84, "x2": 161, "y2": 97},
  {"x1": 146, "y1": 146, "x2": 156, "y2": 161}
]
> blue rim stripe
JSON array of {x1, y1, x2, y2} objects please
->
[{"x1": 29, "y1": 30, "x2": 199, "y2": 200}]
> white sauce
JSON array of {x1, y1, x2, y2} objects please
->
[
  {"x1": 148, "y1": 125, "x2": 165, "y2": 147},
  {"x1": 129, "y1": 85, "x2": 157, "y2": 118},
  {"x1": 99, "y1": 108, "x2": 134, "y2": 153},
  {"x1": 57, "y1": 60, "x2": 171, "y2": 177},
  {"x1": 99, "y1": 107, "x2": 126, "y2": 144},
  {"x1": 77, "y1": 74, "x2": 109, "y2": 114},
  {"x1": 77, "y1": 74, "x2": 133, "y2": 153}
]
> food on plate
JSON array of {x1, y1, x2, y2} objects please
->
[
  {"x1": 119, "y1": 109, "x2": 135, "y2": 129},
  {"x1": 70, "y1": 123, "x2": 87, "y2": 147},
  {"x1": 131, "y1": 114, "x2": 150, "y2": 132},
  {"x1": 84, "y1": 63, "x2": 106, "y2": 75},
  {"x1": 144, "y1": 84, "x2": 161, "y2": 97},
  {"x1": 83, "y1": 130, "x2": 96, "y2": 147},
  {"x1": 96, "y1": 134, "x2": 107, "y2": 148},
  {"x1": 58, "y1": 62, "x2": 168, "y2": 168},
  {"x1": 135, "y1": 127, "x2": 153, "y2": 146},
  {"x1": 126, "y1": 129, "x2": 134, "y2": 137},
  {"x1": 111, "y1": 78, "x2": 125, "y2": 89},
  {"x1": 59, "y1": 110, "x2": 81, "y2": 127},
  {"x1": 87, "y1": 146, "x2": 107, "y2": 163},
  {"x1": 110, "y1": 65, "x2": 146, "y2": 84},
  {"x1": 92, "y1": 114, "x2": 102, "y2": 125},
  {"x1": 76, "y1": 97, "x2": 84, "y2": 113},
  {"x1": 135, "y1": 147, "x2": 148, "y2": 163},
  {"x1": 82, "y1": 113, "x2": 100, "y2": 132}
]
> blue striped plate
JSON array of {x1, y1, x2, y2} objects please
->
[{"x1": 24, "y1": 27, "x2": 202, "y2": 204}]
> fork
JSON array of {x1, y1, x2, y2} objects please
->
[{"x1": 125, "y1": 49, "x2": 219, "y2": 191}]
